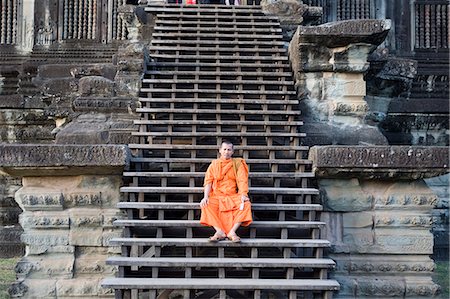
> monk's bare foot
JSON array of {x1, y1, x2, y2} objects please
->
[
  {"x1": 208, "y1": 232, "x2": 226, "y2": 242},
  {"x1": 227, "y1": 233, "x2": 241, "y2": 243}
]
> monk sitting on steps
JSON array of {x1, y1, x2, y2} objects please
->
[{"x1": 200, "y1": 140, "x2": 253, "y2": 243}]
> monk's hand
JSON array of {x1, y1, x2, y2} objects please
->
[
  {"x1": 200, "y1": 197, "x2": 209, "y2": 208},
  {"x1": 241, "y1": 195, "x2": 250, "y2": 202}
]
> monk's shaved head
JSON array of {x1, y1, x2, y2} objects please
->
[{"x1": 221, "y1": 139, "x2": 234, "y2": 149}]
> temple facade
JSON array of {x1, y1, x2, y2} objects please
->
[{"x1": 0, "y1": 0, "x2": 448, "y2": 298}]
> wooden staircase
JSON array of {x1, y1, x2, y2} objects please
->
[{"x1": 102, "y1": 4, "x2": 339, "y2": 299}]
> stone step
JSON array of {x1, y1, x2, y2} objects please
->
[
  {"x1": 127, "y1": 144, "x2": 308, "y2": 151},
  {"x1": 142, "y1": 78, "x2": 294, "y2": 85},
  {"x1": 138, "y1": 97, "x2": 298, "y2": 105},
  {"x1": 106, "y1": 256, "x2": 335, "y2": 268},
  {"x1": 150, "y1": 39, "x2": 286, "y2": 46},
  {"x1": 120, "y1": 186, "x2": 319, "y2": 195},
  {"x1": 135, "y1": 108, "x2": 300, "y2": 115},
  {"x1": 152, "y1": 32, "x2": 283, "y2": 40},
  {"x1": 108, "y1": 237, "x2": 330, "y2": 248},
  {"x1": 117, "y1": 202, "x2": 321, "y2": 211},
  {"x1": 154, "y1": 25, "x2": 282, "y2": 33},
  {"x1": 102, "y1": 277, "x2": 340, "y2": 291},
  {"x1": 133, "y1": 120, "x2": 303, "y2": 126},
  {"x1": 114, "y1": 219, "x2": 325, "y2": 229},
  {"x1": 144, "y1": 70, "x2": 292, "y2": 77}
]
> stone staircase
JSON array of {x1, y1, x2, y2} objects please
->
[{"x1": 102, "y1": 4, "x2": 339, "y2": 299}]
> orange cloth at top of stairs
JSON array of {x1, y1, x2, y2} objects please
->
[{"x1": 200, "y1": 158, "x2": 253, "y2": 234}]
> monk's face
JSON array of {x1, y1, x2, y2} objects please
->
[{"x1": 219, "y1": 143, "x2": 234, "y2": 160}]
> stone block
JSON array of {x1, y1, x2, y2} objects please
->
[
  {"x1": 342, "y1": 228, "x2": 374, "y2": 251},
  {"x1": 70, "y1": 64, "x2": 117, "y2": 80},
  {"x1": 310, "y1": 146, "x2": 449, "y2": 179},
  {"x1": 102, "y1": 229, "x2": 123, "y2": 247},
  {"x1": 78, "y1": 76, "x2": 115, "y2": 97},
  {"x1": 21, "y1": 230, "x2": 69, "y2": 247},
  {"x1": 342, "y1": 212, "x2": 373, "y2": 228},
  {"x1": 0, "y1": 243, "x2": 24, "y2": 258},
  {"x1": 356, "y1": 277, "x2": 405, "y2": 297},
  {"x1": 374, "y1": 211, "x2": 432, "y2": 228},
  {"x1": 16, "y1": 190, "x2": 64, "y2": 211},
  {"x1": 9, "y1": 279, "x2": 57, "y2": 298},
  {"x1": 0, "y1": 109, "x2": 48, "y2": 125},
  {"x1": 331, "y1": 254, "x2": 435, "y2": 275},
  {"x1": 319, "y1": 179, "x2": 373, "y2": 211},
  {"x1": 0, "y1": 144, "x2": 129, "y2": 176},
  {"x1": 56, "y1": 278, "x2": 101, "y2": 297},
  {"x1": 74, "y1": 251, "x2": 114, "y2": 275},
  {"x1": 374, "y1": 229, "x2": 434, "y2": 254},
  {"x1": 15, "y1": 254, "x2": 74, "y2": 279},
  {"x1": 39, "y1": 78, "x2": 79, "y2": 95},
  {"x1": 72, "y1": 97, "x2": 137, "y2": 113},
  {"x1": 20, "y1": 211, "x2": 70, "y2": 229},
  {"x1": 69, "y1": 228, "x2": 102, "y2": 246},
  {"x1": 27, "y1": 245, "x2": 75, "y2": 255},
  {"x1": 405, "y1": 277, "x2": 440, "y2": 297}
]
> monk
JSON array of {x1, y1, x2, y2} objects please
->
[{"x1": 199, "y1": 140, "x2": 252, "y2": 242}]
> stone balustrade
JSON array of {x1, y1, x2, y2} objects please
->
[
  {"x1": 309, "y1": 145, "x2": 449, "y2": 298},
  {"x1": 0, "y1": 144, "x2": 129, "y2": 298}
]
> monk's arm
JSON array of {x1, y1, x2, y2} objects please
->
[
  {"x1": 200, "y1": 183, "x2": 212, "y2": 208},
  {"x1": 236, "y1": 160, "x2": 250, "y2": 202}
]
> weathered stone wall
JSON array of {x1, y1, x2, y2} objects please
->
[
  {"x1": 0, "y1": 145, "x2": 129, "y2": 298},
  {"x1": 288, "y1": 19, "x2": 391, "y2": 146},
  {"x1": 310, "y1": 146, "x2": 449, "y2": 298}
]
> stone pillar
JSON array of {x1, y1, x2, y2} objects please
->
[
  {"x1": 0, "y1": 144, "x2": 129, "y2": 299},
  {"x1": 289, "y1": 19, "x2": 391, "y2": 145},
  {"x1": 309, "y1": 146, "x2": 449, "y2": 298}
]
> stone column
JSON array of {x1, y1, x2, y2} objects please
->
[
  {"x1": 0, "y1": 144, "x2": 129, "y2": 299},
  {"x1": 289, "y1": 19, "x2": 391, "y2": 145},
  {"x1": 309, "y1": 146, "x2": 449, "y2": 298}
]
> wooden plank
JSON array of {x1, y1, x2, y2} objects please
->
[
  {"x1": 122, "y1": 172, "x2": 314, "y2": 178},
  {"x1": 102, "y1": 277, "x2": 340, "y2": 291},
  {"x1": 127, "y1": 144, "x2": 308, "y2": 150},
  {"x1": 120, "y1": 186, "x2": 319, "y2": 195},
  {"x1": 106, "y1": 257, "x2": 335, "y2": 268},
  {"x1": 135, "y1": 108, "x2": 300, "y2": 115},
  {"x1": 131, "y1": 132, "x2": 306, "y2": 137},
  {"x1": 108, "y1": 237, "x2": 330, "y2": 247},
  {"x1": 117, "y1": 202, "x2": 322, "y2": 211}
]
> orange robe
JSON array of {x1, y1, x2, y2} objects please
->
[{"x1": 200, "y1": 158, "x2": 253, "y2": 234}]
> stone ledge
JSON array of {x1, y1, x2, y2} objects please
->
[
  {"x1": 309, "y1": 146, "x2": 449, "y2": 179},
  {"x1": 0, "y1": 144, "x2": 129, "y2": 176}
]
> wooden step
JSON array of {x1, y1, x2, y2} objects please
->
[
  {"x1": 114, "y1": 219, "x2": 325, "y2": 229},
  {"x1": 145, "y1": 70, "x2": 292, "y2": 77},
  {"x1": 150, "y1": 54, "x2": 288, "y2": 62},
  {"x1": 136, "y1": 108, "x2": 300, "y2": 115},
  {"x1": 146, "y1": 5, "x2": 277, "y2": 15},
  {"x1": 154, "y1": 25, "x2": 282, "y2": 33},
  {"x1": 102, "y1": 277, "x2": 340, "y2": 291},
  {"x1": 142, "y1": 78, "x2": 293, "y2": 85},
  {"x1": 148, "y1": 46, "x2": 285, "y2": 54},
  {"x1": 131, "y1": 132, "x2": 306, "y2": 138},
  {"x1": 117, "y1": 202, "x2": 321, "y2": 211},
  {"x1": 127, "y1": 144, "x2": 308, "y2": 151},
  {"x1": 147, "y1": 61, "x2": 290, "y2": 69},
  {"x1": 129, "y1": 157, "x2": 311, "y2": 164},
  {"x1": 120, "y1": 187, "x2": 319, "y2": 195},
  {"x1": 122, "y1": 172, "x2": 314, "y2": 179},
  {"x1": 106, "y1": 256, "x2": 335, "y2": 268},
  {"x1": 108, "y1": 237, "x2": 330, "y2": 248},
  {"x1": 154, "y1": 20, "x2": 279, "y2": 27},
  {"x1": 138, "y1": 98, "x2": 298, "y2": 105},
  {"x1": 152, "y1": 32, "x2": 283, "y2": 40},
  {"x1": 150, "y1": 39, "x2": 286, "y2": 46}
]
